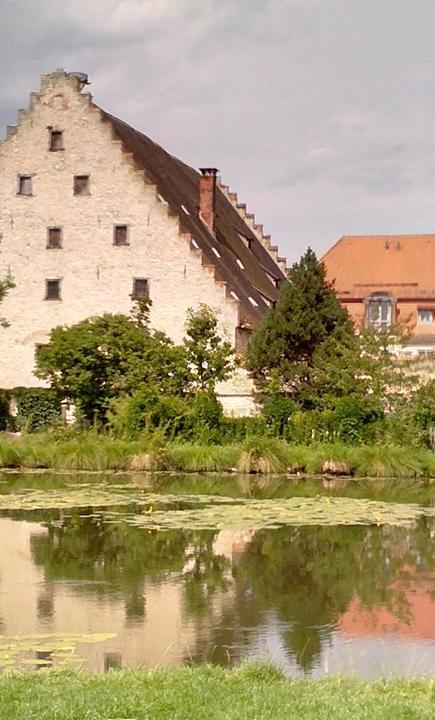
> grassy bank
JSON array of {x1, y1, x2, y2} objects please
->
[
  {"x1": 0, "y1": 432, "x2": 434, "y2": 478},
  {"x1": 1, "y1": 665, "x2": 433, "y2": 720}
]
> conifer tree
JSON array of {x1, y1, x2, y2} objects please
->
[{"x1": 246, "y1": 248, "x2": 354, "y2": 397}]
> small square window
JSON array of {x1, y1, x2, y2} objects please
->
[
  {"x1": 17, "y1": 175, "x2": 32, "y2": 195},
  {"x1": 114, "y1": 225, "x2": 129, "y2": 246},
  {"x1": 132, "y1": 278, "x2": 149, "y2": 300},
  {"x1": 49, "y1": 130, "x2": 63, "y2": 151},
  {"x1": 73, "y1": 175, "x2": 90, "y2": 195},
  {"x1": 45, "y1": 279, "x2": 61, "y2": 300},
  {"x1": 418, "y1": 309, "x2": 434, "y2": 324},
  {"x1": 47, "y1": 227, "x2": 62, "y2": 249}
]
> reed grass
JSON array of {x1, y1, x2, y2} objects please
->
[
  {"x1": 167, "y1": 443, "x2": 239, "y2": 472},
  {"x1": 0, "y1": 431, "x2": 433, "y2": 478}
]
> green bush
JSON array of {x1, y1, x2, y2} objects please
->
[
  {"x1": 288, "y1": 398, "x2": 384, "y2": 445},
  {"x1": 109, "y1": 390, "x2": 195, "y2": 440},
  {"x1": 408, "y1": 380, "x2": 435, "y2": 448},
  {"x1": 261, "y1": 395, "x2": 297, "y2": 436},
  {"x1": 288, "y1": 409, "x2": 328, "y2": 444},
  {"x1": 329, "y1": 396, "x2": 382, "y2": 444},
  {"x1": 11, "y1": 387, "x2": 60, "y2": 433},
  {"x1": 220, "y1": 415, "x2": 267, "y2": 443},
  {"x1": 0, "y1": 390, "x2": 9, "y2": 431}
]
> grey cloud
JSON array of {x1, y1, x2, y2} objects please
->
[{"x1": 1, "y1": 0, "x2": 435, "y2": 261}]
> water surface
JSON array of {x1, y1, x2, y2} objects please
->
[{"x1": 0, "y1": 472, "x2": 433, "y2": 678}]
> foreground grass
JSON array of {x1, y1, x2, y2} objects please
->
[
  {"x1": 0, "y1": 432, "x2": 434, "y2": 478},
  {"x1": 0, "y1": 665, "x2": 433, "y2": 720}
]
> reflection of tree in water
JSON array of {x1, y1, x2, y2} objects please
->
[
  {"x1": 239, "y1": 521, "x2": 433, "y2": 671},
  {"x1": 185, "y1": 520, "x2": 434, "y2": 673},
  {"x1": 29, "y1": 510, "x2": 228, "y2": 624},
  {"x1": 27, "y1": 509, "x2": 433, "y2": 673}
]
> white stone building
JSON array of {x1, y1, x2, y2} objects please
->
[{"x1": 0, "y1": 70, "x2": 286, "y2": 414}]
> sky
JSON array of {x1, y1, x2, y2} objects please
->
[{"x1": 1, "y1": 0, "x2": 435, "y2": 262}]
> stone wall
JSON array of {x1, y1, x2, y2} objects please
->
[{"x1": 0, "y1": 72, "x2": 240, "y2": 397}]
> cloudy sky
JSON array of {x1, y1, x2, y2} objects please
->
[{"x1": 1, "y1": 0, "x2": 435, "y2": 261}]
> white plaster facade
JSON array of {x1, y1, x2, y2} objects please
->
[{"x1": 0, "y1": 71, "x2": 283, "y2": 415}]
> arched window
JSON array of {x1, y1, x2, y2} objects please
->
[{"x1": 364, "y1": 292, "x2": 395, "y2": 329}]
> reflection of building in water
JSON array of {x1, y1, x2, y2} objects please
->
[
  {"x1": 1, "y1": 516, "x2": 434, "y2": 676},
  {"x1": 213, "y1": 530, "x2": 255, "y2": 563},
  {"x1": 0, "y1": 519, "x2": 197, "y2": 670},
  {"x1": 339, "y1": 576, "x2": 435, "y2": 641}
]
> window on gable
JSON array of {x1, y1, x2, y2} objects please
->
[
  {"x1": 17, "y1": 175, "x2": 32, "y2": 195},
  {"x1": 114, "y1": 225, "x2": 129, "y2": 246},
  {"x1": 73, "y1": 175, "x2": 90, "y2": 195},
  {"x1": 418, "y1": 309, "x2": 434, "y2": 324},
  {"x1": 45, "y1": 279, "x2": 61, "y2": 300},
  {"x1": 132, "y1": 278, "x2": 149, "y2": 300},
  {"x1": 49, "y1": 130, "x2": 63, "y2": 151},
  {"x1": 365, "y1": 293, "x2": 394, "y2": 329},
  {"x1": 47, "y1": 227, "x2": 62, "y2": 249}
]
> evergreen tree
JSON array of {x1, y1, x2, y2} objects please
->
[{"x1": 246, "y1": 248, "x2": 354, "y2": 398}]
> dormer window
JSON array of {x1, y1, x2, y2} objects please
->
[
  {"x1": 364, "y1": 292, "x2": 394, "y2": 329},
  {"x1": 238, "y1": 232, "x2": 252, "y2": 250},
  {"x1": 49, "y1": 130, "x2": 63, "y2": 151},
  {"x1": 17, "y1": 175, "x2": 32, "y2": 196}
]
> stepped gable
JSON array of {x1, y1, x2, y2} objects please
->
[{"x1": 97, "y1": 108, "x2": 286, "y2": 326}]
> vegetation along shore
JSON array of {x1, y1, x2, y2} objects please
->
[{"x1": 0, "y1": 432, "x2": 434, "y2": 478}]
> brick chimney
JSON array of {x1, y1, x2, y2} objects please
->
[{"x1": 199, "y1": 168, "x2": 218, "y2": 232}]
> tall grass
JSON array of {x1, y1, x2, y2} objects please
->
[
  {"x1": 0, "y1": 431, "x2": 433, "y2": 478},
  {"x1": 167, "y1": 443, "x2": 239, "y2": 472},
  {"x1": 236, "y1": 437, "x2": 290, "y2": 474}
]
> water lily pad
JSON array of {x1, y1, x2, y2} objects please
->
[
  {"x1": 122, "y1": 496, "x2": 435, "y2": 531},
  {"x1": 0, "y1": 632, "x2": 117, "y2": 671}
]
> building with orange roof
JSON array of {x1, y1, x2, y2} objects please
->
[{"x1": 322, "y1": 235, "x2": 435, "y2": 355}]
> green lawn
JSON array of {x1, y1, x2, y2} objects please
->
[{"x1": 1, "y1": 664, "x2": 433, "y2": 720}]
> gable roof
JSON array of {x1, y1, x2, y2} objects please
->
[
  {"x1": 322, "y1": 235, "x2": 435, "y2": 300},
  {"x1": 97, "y1": 108, "x2": 286, "y2": 326}
]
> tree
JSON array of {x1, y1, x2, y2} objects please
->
[
  {"x1": 303, "y1": 325, "x2": 416, "y2": 411},
  {"x1": 183, "y1": 304, "x2": 235, "y2": 394},
  {"x1": 36, "y1": 313, "x2": 188, "y2": 422},
  {"x1": 0, "y1": 275, "x2": 14, "y2": 329},
  {"x1": 246, "y1": 248, "x2": 354, "y2": 400}
]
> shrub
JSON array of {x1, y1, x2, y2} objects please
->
[
  {"x1": 0, "y1": 391, "x2": 9, "y2": 431},
  {"x1": 108, "y1": 391, "x2": 193, "y2": 440},
  {"x1": 12, "y1": 387, "x2": 60, "y2": 433},
  {"x1": 288, "y1": 410, "x2": 328, "y2": 444},
  {"x1": 329, "y1": 396, "x2": 382, "y2": 444},
  {"x1": 261, "y1": 395, "x2": 297, "y2": 436},
  {"x1": 408, "y1": 380, "x2": 435, "y2": 449},
  {"x1": 220, "y1": 416, "x2": 267, "y2": 443}
]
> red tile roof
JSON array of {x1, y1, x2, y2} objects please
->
[{"x1": 322, "y1": 235, "x2": 435, "y2": 300}]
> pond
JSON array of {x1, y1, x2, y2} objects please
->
[{"x1": 0, "y1": 471, "x2": 433, "y2": 679}]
